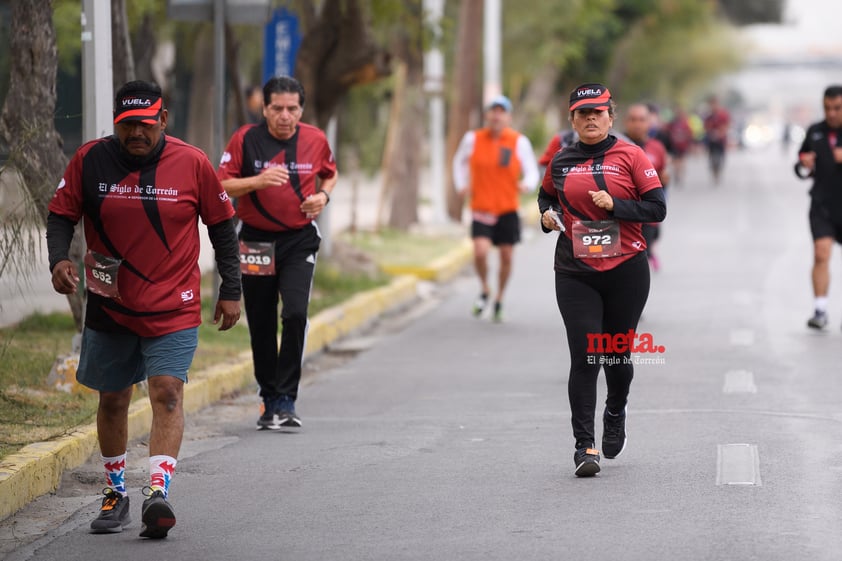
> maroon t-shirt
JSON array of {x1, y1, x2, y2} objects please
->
[
  {"x1": 542, "y1": 136, "x2": 662, "y2": 273},
  {"x1": 217, "y1": 122, "x2": 337, "y2": 232},
  {"x1": 49, "y1": 135, "x2": 235, "y2": 336}
]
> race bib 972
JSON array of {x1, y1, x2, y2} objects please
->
[{"x1": 571, "y1": 220, "x2": 622, "y2": 258}]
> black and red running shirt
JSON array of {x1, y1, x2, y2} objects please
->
[
  {"x1": 639, "y1": 137, "x2": 668, "y2": 179},
  {"x1": 541, "y1": 135, "x2": 663, "y2": 273},
  {"x1": 217, "y1": 122, "x2": 337, "y2": 232},
  {"x1": 798, "y1": 121, "x2": 842, "y2": 211},
  {"x1": 49, "y1": 135, "x2": 235, "y2": 337}
]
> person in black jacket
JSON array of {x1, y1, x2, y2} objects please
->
[{"x1": 795, "y1": 85, "x2": 842, "y2": 330}]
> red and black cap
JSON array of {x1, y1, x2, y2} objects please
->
[
  {"x1": 113, "y1": 80, "x2": 163, "y2": 125},
  {"x1": 569, "y1": 83, "x2": 612, "y2": 111}
]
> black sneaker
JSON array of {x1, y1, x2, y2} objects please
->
[
  {"x1": 807, "y1": 310, "x2": 828, "y2": 330},
  {"x1": 256, "y1": 408, "x2": 282, "y2": 431},
  {"x1": 279, "y1": 411, "x2": 302, "y2": 428},
  {"x1": 139, "y1": 487, "x2": 176, "y2": 539},
  {"x1": 602, "y1": 407, "x2": 627, "y2": 459},
  {"x1": 573, "y1": 446, "x2": 601, "y2": 477},
  {"x1": 472, "y1": 293, "x2": 489, "y2": 317},
  {"x1": 277, "y1": 401, "x2": 302, "y2": 429},
  {"x1": 90, "y1": 488, "x2": 131, "y2": 533}
]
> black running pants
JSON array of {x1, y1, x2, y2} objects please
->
[
  {"x1": 241, "y1": 224, "x2": 321, "y2": 403},
  {"x1": 554, "y1": 252, "x2": 650, "y2": 448}
]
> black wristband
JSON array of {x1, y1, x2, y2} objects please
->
[{"x1": 320, "y1": 190, "x2": 330, "y2": 205}]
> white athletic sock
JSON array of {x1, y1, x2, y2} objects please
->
[
  {"x1": 102, "y1": 453, "x2": 127, "y2": 496},
  {"x1": 815, "y1": 297, "x2": 829, "y2": 313},
  {"x1": 149, "y1": 455, "x2": 177, "y2": 499}
]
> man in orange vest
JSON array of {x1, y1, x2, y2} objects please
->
[{"x1": 453, "y1": 95, "x2": 539, "y2": 322}]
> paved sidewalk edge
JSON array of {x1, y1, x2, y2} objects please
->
[{"x1": 0, "y1": 241, "x2": 472, "y2": 522}]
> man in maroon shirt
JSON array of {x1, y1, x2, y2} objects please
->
[
  {"x1": 218, "y1": 76, "x2": 338, "y2": 431},
  {"x1": 703, "y1": 95, "x2": 730, "y2": 184},
  {"x1": 624, "y1": 103, "x2": 670, "y2": 271},
  {"x1": 47, "y1": 80, "x2": 241, "y2": 538}
]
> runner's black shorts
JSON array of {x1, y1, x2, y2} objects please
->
[
  {"x1": 471, "y1": 211, "x2": 521, "y2": 246},
  {"x1": 809, "y1": 203, "x2": 842, "y2": 243}
]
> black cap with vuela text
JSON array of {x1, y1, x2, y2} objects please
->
[
  {"x1": 569, "y1": 83, "x2": 612, "y2": 111},
  {"x1": 113, "y1": 81, "x2": 163, "y2": 125}
]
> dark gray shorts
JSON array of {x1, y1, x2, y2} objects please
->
[{"x1": 76, "y1": 327, "x2": 198, "y2": 392}]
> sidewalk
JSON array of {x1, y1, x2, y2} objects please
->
[{"x1": 0, "y1": 171, "x2": 478, "y2": 521}]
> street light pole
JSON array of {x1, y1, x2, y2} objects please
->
[
  {"x1": 483, "y1": 0, "x2": 502, "y2": 104},
  {"x1": 213, "y1": 0, "x2": 226, "y2": 164},
  {"x1": 81, "y1": 0, "x2": 113, "y2": 142},
  {"x1": 424, "y1": 0, "x2": 446, "y2": 224},
  {"x1": 212, "y1": 0, "x2": 226, "y2": 305}
]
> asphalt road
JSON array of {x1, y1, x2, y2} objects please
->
[{"x1": 3, "y1": 143, "x2": 842, "y2": 560}]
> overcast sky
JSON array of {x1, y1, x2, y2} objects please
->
[{"x1": 744, "y1": 0, "x2": 842, "y2": 59}]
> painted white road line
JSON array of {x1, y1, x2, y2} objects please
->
[
  {"x1": 723, "y1": 370, "x2": 757, "y2": 394},
  {"x1": 729, "y1": 329, "x2": 755, "y2": 346},
  {"x1": 716, "y1": 443, "x2": 762, "y2": 486}
]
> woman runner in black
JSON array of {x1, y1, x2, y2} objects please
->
[{"x1": 538, "y1": 83, "x2": 666, "y2": 477}]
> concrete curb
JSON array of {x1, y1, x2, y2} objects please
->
[
  {"x1": 380, "y1": 239, "x2": 473, "y2": 281},
  {"x1": 0, "y1": 243, "x2": 473, "y2": 522}
]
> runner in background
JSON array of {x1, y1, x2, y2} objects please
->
[
  {"x1": 453, "y1": 95, "x2": 539, "y2": 322},
  {"x1": 666, "y1": 106, "x2": 694, "y2": 186},
  {"x1": 794, "y1": 85, "x2": 842, "y2": 330},
  {"x1": 218, "y1": 76, "x2": 337, "y2": 430},
  {"x1": 623, "y1": 103, "x2": 670, "y2": 271},
  {"x1": 703, "y1": 95, "x2": 731, "y2": 185}
]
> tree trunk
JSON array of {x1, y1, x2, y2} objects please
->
[
  {"x1": 511, "y1": 63, "x2": 559, "y2": 135},
  {"x1": 225, "y1": 24, "x2": 249, "y2": 131},
  {"x1": 0, "y1": 0, "x2": 84, "y2": 329},
  {"x1": 186, "y1": 26, "x2": 216, "y2": 159},
  {"x1": 386, "y1": 1, "x2": 425, "y2": 231},
  {"x1": 295, "y1": 0, "x2": 391, "y2": 129},
  {"x1": 111, "y1": 0, "x2": 135, "y2": 89},
  {"x1": 445, "y1": 0, "x2": 483, "y2": 222},
  {"x1": 0, "y1": 0, "x2": 66, "y2": 219},
  {"x1": 131, "y1": 13, "x2": 157, "y2": 83}
]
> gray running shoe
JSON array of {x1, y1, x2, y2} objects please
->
[
  {"x1": 807, "y1": 310, "x2": 828, "y2": 330},
  {"x1": 90, "y1": 488, "x2": 130, "y2": 533},
  {"x1": 139, "y1": 487, "x2": 175, "y2": 539}
]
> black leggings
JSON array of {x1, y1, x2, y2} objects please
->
[{"x1": 555, "y1": 252, "x2": 650, "y2": 448}]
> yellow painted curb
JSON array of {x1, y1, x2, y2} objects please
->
[
  {"x1": 380, "y1": 240, "x2": 473, "y2": 282},
  {"x1": 306, "y1": 275, "x2": 418, "y2": 354},
  {"x1": 0, "y1": 273, "x2": 425, "y2": 522}
]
